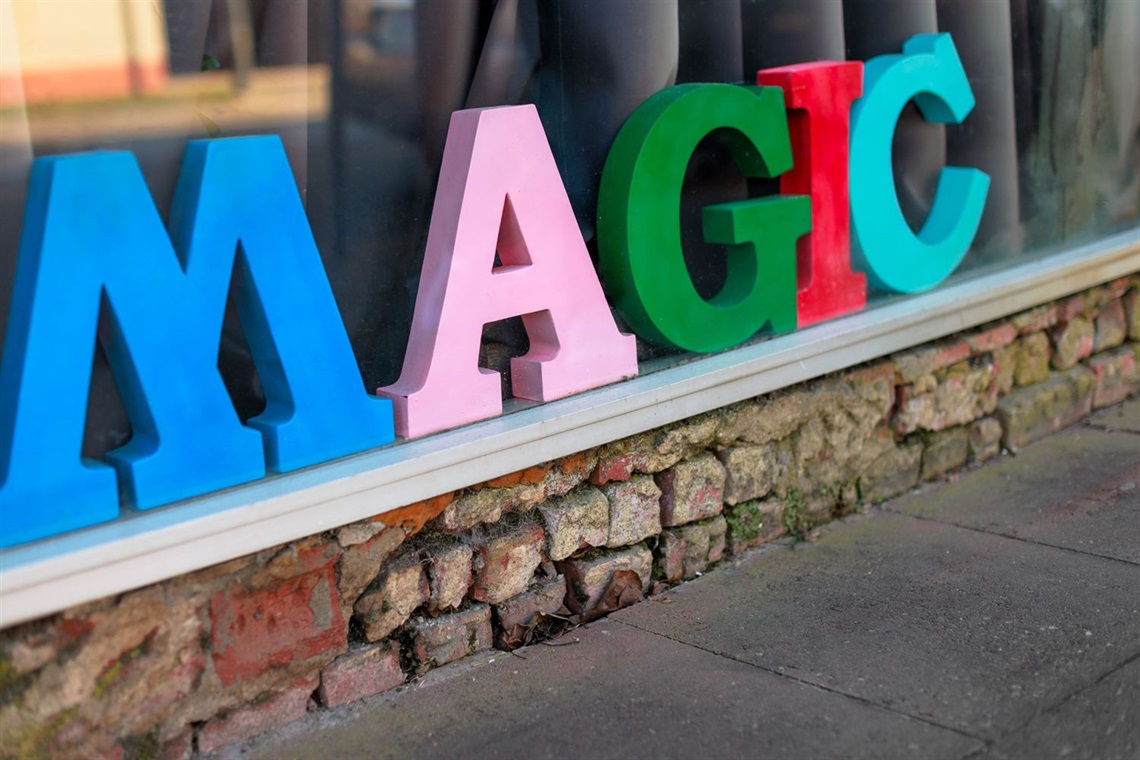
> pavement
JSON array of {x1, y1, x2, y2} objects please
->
[{"x1": 237, "y1": 398, "x2": 1140, "y2": 760}]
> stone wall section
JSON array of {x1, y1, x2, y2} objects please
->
[{"x1": 2, "y1": 275, "x2": 1138, "y2": 758}]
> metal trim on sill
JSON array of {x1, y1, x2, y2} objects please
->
[{"x1": 2, "y1": 228, "x2": 1137, "y2": 627}]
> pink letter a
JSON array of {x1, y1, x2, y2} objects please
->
[{"x1": 380, "y1": 105, "x2": 638, "y2": 438}]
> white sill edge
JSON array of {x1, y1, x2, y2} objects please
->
[{"x1": 1, "y1": 228, "x2": 1137, "y2": 628}]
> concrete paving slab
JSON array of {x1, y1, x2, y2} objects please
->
[
  {"x1": 242, "y1": 621, "x2": 979, "y2": 760},
  {"x1": 888, "y1": 428, "x2": 1140, "y2": 563},
  {"x1": 613, "y1": 513, "x2": 1140, "y2": 740},
  {"x1": 981, "y1": 657, "x2": 1140, "y2": 760},
  {"x1": 1086, "y1": 397, "x2": 1140, "y2": 433}
]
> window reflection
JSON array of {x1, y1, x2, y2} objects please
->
[{"x1": 0, "y1": 0, "x2": 1136, "y2": 469}]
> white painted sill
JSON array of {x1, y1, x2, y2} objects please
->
[{"x1": 1, "y1": 227, "x2": 1137, "y2": 628}]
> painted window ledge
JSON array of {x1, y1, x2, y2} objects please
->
[{"x1": 1, "y1": 228, "x2": 1137, "y2": 627}]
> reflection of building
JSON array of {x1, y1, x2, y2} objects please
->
[{"x1": 1, "y1": 0, "x2": 169, "y2": 105}]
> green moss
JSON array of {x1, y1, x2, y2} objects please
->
[
  {"x1": 8, "y1": 706, "x2": 79, "y2": 758},
  {"x1": 782, "y1": 489, "x2": 811, "y2": 541},
  {"x1": 724, "y1": 501, "x2": 765, "y2": 545},
  {"x1": 122, "y1": 726, "x2": 161, "y2": 760}
]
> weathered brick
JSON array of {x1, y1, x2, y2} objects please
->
[
  {"x1": 1094, "y1": 299, "x2": 1127, "y2": 352},
  {"x1": 997, "y1": 366, "x2": 1095, "y2": 449},
  {"x1": 493, "y1": 575, "x2": 568, "y2": 647},
  {"x1": 656, "y1": 531, "x2": 687, "y2": 582},
  {"x1": 893, "y1": 360, "x2": 997, "y2": 434},
  {"x1": 435, "y1": 482, "x2": 544, "y2": 532},
  {"x1": 1011, "y1": 303, "x2": 1059, "y2": 334},
  {"x1": 602, "y1": 474, "x2": 662, "y2": 547},
  {"x1": 724, "y1": 500, "x2": 786, "y2": 554},
  {"x1": 538, "y1": 487, "x2": 609, "y2": 561},
  {"x1": 471, "y1": 520, "x2": 545, "y2": 604},
  {"x1": 968, "y1": 417, "x2": 1003, "y2": 462},
  {"x1": 1014, "y1": 332, "x2": 1052, "y2": 386},
  {"x1": 1124, "y1": 289, "x2": 1140, "y2": 340},
  {"x1": 158, "y1": 728, "x2": 193, "y2": 760},
  {"x1": 318, "y1": 641, "x2": 404, "y2": 707},
  {"x1": 718, "y1": 444, "x2": 780, "y2": 505},
  {"x1": 558, "y1": 545, "x2": 653, "y2": 614},
  {"x1": 860, "y1": 439, "x2": 923, "y2": 504},
  {"x1": 542, "y1": 451, "x2": 598, "y2": 497},
  {"x1": 353, "y1": 552, "x2": 430, "y2": 642},
  {"x1": 892, "y1": 340, "x2": 973, "y2": 383},
  {"x1": 658, "y1": 516, "x2": 729, "y2": 581},
  {"x1": 1087, "y1": 345, "x2": 1140, "y2": 409},
  {"x1": 211, "y1": 561, "x2": 345, "y2": 686},
  {"x1": 591, "y1": 452, "x2": 640, "y2": 485},
  {"x1": 967, "y1": 321, "x2": 1018, "y2": 353},
  {"x1": 424, "y1": 542, "x2": 473, "y2": 614},
  {"x1": 406, "y1": 604, "x2": 493, "y2": 667},
  {"x1": 1050, "y1": 316, "x2": 1095, "y2": 370},
  {"x1": 657, "y1": 453, "x2": 726, "y2": 527},
  {"x1": 1058, "y1": 292, "x2": 1090, "y2": 322},
  {"x1": 337, "y1": 526, "x2": 406, "y2": 617},
  {"x1": 197, "y1": 675, "x2": 317, "y2": 754},
  {"x1": 920, "y1": 427, "x2": 969, "y2": 481},
  {"x1": 992, "y1": 343, "x2": 1017, "y2": 395}
]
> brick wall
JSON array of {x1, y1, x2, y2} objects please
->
[{"x1": 2, "y1": 274, "x2": 1137, "y2": 758}]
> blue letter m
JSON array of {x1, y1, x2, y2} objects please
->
[{"x1": 0, "y1": 137, "x2": 393, "y2": 548}]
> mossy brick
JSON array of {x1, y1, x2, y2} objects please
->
[
  {"x1": 968, "y1": 417, "x2": 1003, "y2": 462},
  {"x1": 1050, "y1": 316, "x2": 1095, "y2": 370},
  {"x1": 724, "y1": 500, "x2": 786, "y2": 554},
  {"x1": 424, "y1": 542, "x2": 473, "y2": 614},
  {"x1": 470, "y1": 520, "x2": 545, "y2": 604},
  {"x1": 920, "y1": 427, "x2": 970, "y2": 481},
  {"x1": 996, "y1": 366, "x2": 1095, "y2": 449},
  {"x1": 1087, "y1": 345, "x2": 1140, "y2": 409},
  {"x1": 657, "y1": 453, "x2": 726, "y2": 527},
  {"x1": 1094, "y1": 299, "x2": 1127, "y2": 352},
  {"x1": 860, "y1": 439, "x2": 923, "y2": 504},
  {"x1": 317, "y1": 642, "x2": 404, "y2": 708},
  {"x1": 405, "y1": 604, "x2": 492, "y2": 668},
  {"x1": 601, "y1": 474, "x2": 662, "y2": 547},
  {"x1": 1011, "y1": 303, "x2": 1059, "y2": 334},
  {"x1": 197, "y1": 675, "x2": 317, "y2": 755},
  {"x1": 1014, "y1": 333, "x2": 1052, "y2": 386},
  {"x1": 538, "y1": 487, "x2": 609, "y2": 561},
  {"x1": 353, "y1": 552, "x2": 430, "y2": 642}
]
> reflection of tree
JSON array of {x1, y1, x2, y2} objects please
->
[{"x1": 1017, "y1": 0, "x2": 1140, "y2": 247}]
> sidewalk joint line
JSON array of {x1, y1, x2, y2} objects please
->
[{"x1": 881, "y1": 508, "x2": 1140, "y2": 568}]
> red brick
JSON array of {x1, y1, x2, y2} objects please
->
[
  {"x1": 197, "y1": 676, "x2": 317, "y2": 754},
  {"x1": 318, "y1": 642, "x2": 405, "y2": 707},
  {"x1": 1050, "y1": 316, "x2": 1095, "y2": 369},
  {"x1": 210, "y1": 562, "x2": 345, "y2": 686},
  {"x1": 968, "y1": 322, "x2": 1018, "y2": 353},
  {"x1": 590, "y1": 453, "x2": 646, "y2": 485},
  {"x1": 1088, "y1": 346, "x2": 1140, "y2": 409}
]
